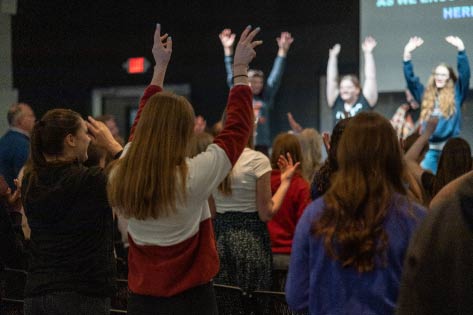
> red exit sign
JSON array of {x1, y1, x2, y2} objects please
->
[{"x1": 123, "y1": 57, "x2": 150, "y2": 74}]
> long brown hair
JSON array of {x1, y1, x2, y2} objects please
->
[
  {"x1": 420, "y1": 63, "x2": 457, "y2": 121},
  {"x1": 312, "y1": 112, "x2": 407, "y2": 272},
  {"x1": 107, "y1": 92, "x2": 195, "y2": 219}
]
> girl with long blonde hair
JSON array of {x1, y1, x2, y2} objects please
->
[
  {"x1": 403, "y1": 35, "x2": 470, "y2": 174},
  {"x1": 107, "y1": 24, "x2": 262, "y2": 315}
]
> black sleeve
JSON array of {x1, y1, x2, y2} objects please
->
[{"x1": 0, "y1": 204, "x2": 28, "y2": 269}]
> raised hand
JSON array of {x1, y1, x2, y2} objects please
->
[
  {"x1": 87, "y1": 117, "x2": 122, "y2": 155},
  {"x1": 152, "y1": 23, "x2": 172, "y2": 69},
  {"x1": 194, "y1": 115, "x2": 207, "y2": 134},
  {"x1": 278, "y1": 152, "x2": 300, "y2": 182},
  {"x1": 277, "y1": 32, "x2": 294, "y2": 56},
  {"x1": 219, "y1": 29, "x2": 236, "y2": 49},
  {"x1": 362, "y1": 36, "x2": 377, "y2": 53},
  {"x1": 329, "y1": 44, "x2": 341, "y2": 58},
  {"x1": 404, "y1": 36, "x2": 424, "y2": 61},
  {"x1": 445, "y1": 36, "x2": 465, "y2": 51},
  {"x1": 287, "y1": 112, "x2": 303, "y2": 133},
  {"x1": 424, "y1": 116, "x2": 439, "y2": 136},
  {"x1": 232, "y1": 26, "x2": 263, "y2": 84}
]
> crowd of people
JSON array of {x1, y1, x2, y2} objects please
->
[{"x1": 0, "y1": 23, "x2": 472, "y2": 315}]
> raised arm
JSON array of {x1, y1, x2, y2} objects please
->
[
  {"x1": 403, "y1": 37, "x2": 425, "y2": 103},
  {"x1": 287, "y1": 112, "x2": 303, "y2": 134},
  {"x1": 361, "y1": 36, "x2": 378, "y2": 107},
  {"x1": 446, "y1": 36, "x2": 470, "y2": 104},
  {"x1": 256, "y1": 153, "x2": 300, "y2": 222},
  {"x1": 189, "y1": 26, "x2": 263, "y2": 199},
  {"x1": 213, "y1": 26, "x2": 263, "y2": 165},
  {"x1": 326, "y1": 44, "x2": 341, "y2": 107},
  {"x1": 405, "y1": 117, "x2": 438, "y2": 181},
  {"x1": 129, "y1": 23, "x2": 172, "y2": 141},
  {"x1": 219, "y1": 29, "x2": 236, "y2": 88},
  {"x1": 264, "y1": 32, "x2": 294, "y2": 101}
]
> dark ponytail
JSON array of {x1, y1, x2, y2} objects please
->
[{"x1": 23, "y1": 109, "x2": 82, "y2": 197}]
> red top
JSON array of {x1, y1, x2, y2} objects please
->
[{"x1": 268, "y1": 170, "x2": 311, "y2": 254}]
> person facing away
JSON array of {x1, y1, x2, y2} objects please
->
[
  {"x1": 268, "y1": 133, "x2": 311, "y2": 266},
  {"x1": 403, "y1": 35, "x2": 470, "y2": 174},
  {"x1": 397, "y1": 171, "x2": 473, "y2": 315},
  {"x1": 326, "y1": 37, "x2": 378, "y2": 126},
  {"x1": 286, "y1": 112, "x2": 426, "y2": 315},
  {"x1": 0, "y1": 103, "x2": 36, "y2": 190},
  {"x1": 219, "y1": 28, "x2": 294, "y2": 155},
  {"x1": 21, "y1": 109, "x2": 123, "y2": 315},
  {"x1": 107, "y1": 24, "x2": 261, "y2": 315}
]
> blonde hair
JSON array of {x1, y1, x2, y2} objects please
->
[
  {"x1": 420, "y1": 63, "x2": 457, "y2": 121},
  {"x1": 297, "y1": 128, "x2": 323, "y2": 182},
  {"x1": 107, "y1": 92, "x2": 195, "y2": 219}
]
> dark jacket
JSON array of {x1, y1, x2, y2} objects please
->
[
  {"x1": 397, "y1": 172, "x2": 473, "y2": 315},
  {"x1": 21, "y1": 163, "x2": 116, "y2": 298}
]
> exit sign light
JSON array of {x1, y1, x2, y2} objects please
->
[{"x1": 123, "y1": 57, "x2": 150, "y2": 74}]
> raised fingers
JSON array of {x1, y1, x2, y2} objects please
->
[
  {"x1": 244, "y1": 26, "x2": 261, "y2": 44},
  {"x1": 238, "y1": 25, "x2": 252, "y2": 43},
  {"x1": 154, "y1": 23, "x2": 162, "y2": 45},
  {"x1": 165, "y1": 35, "x2": 172, "y2": 51}
]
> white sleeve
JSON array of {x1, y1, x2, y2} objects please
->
[
  {"x1": 252, "y1": 152, "x2": 272, "y2": 178},
  {"x1": 186, "y1": 144, "x2": 232, "y2": 200}
]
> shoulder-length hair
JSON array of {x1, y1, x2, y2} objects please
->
[
  {"x1": 420, "y1": 63, "x2": 457, "y2": 121},
  {"x1": 270, "y1": 132, "x2": 303, "y2": 170},
  {"x1": 107, "y1": 92, "x2": 195, "y2": 219},
  {"x1": 312, "y1": 112, "x2": 407, "y2": 272},
  {"x1": 297, "y1": 128, "x2": 322, "y2": 182}
]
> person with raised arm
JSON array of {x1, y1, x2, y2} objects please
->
[
  {"x1": 107, "y1": 24, "x2": 261, "y2": 315},
  {"x1": 326, "y1": 37, "x2": 378, "y2": 125},
  {"x1": 219, "y1": 28, "x2": 294, "y2": 155},
  {"x1": 403, "y1": 35, "x2": 470, "y2": 174}
]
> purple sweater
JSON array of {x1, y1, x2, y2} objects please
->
[{"x1": 285, "y1": 195, "x2": 425, "y2": 315}]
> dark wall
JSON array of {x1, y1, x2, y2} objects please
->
[{"x1": 12, "y1": 0, "x2": 359, "y2": 135}]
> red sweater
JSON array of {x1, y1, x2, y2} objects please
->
[{"x1": 268, "y1": 170, "x2": 311, "y2": 254}]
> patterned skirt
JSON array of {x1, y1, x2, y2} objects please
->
[{"x1": 213, "y1": 211, "x2": 272, "y2": 292}]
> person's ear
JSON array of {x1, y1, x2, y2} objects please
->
[{"x1": 64, "y1": 134, "x2": 76, "y2": 148}]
